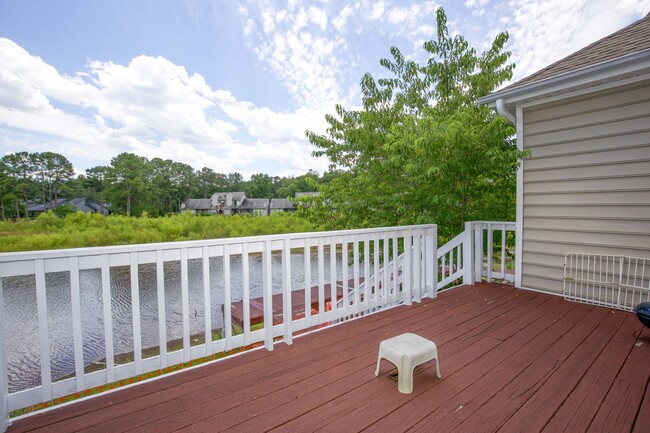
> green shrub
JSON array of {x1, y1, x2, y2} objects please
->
[{"x1": 0, "y1": 213, "x2": 321, "y2": 252}]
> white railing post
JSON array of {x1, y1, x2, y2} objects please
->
[
  {"x1": 404, "y1": 231, "x2": 413, "y2": 306},
  {"x1": 0, "y1": 278, "x2": 9, "y2": 433},
  {"x1": 474, "y1": 223, "x2": 484, "y2": 283},
  {"x1": 463, "y1": 222, "x2": 473, "y2": 285},
  {"x1": 426, "y1": 226, "x2": 436, "y2": 298}
]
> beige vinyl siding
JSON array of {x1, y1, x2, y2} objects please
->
[{"x1": 520, "y1": 80, "x2": 650, "y2": 294}]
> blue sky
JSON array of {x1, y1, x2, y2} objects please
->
[{"x1": 0, "y1": 0, "x2": 648, "y2": 179}]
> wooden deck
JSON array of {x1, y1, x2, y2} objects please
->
[{"x1": 9, "y1": 283, "x2": 650, "y2": 433}]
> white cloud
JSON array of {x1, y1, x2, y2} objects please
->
[
  {"x1": 308, "y1": 6, "x2": 328, "y2": 30},
  {"x1": 0, "y1": 37, "x2": 330, "y2": 177},
  {"x1": 387, "y1": 7, "x2": 409, "y2": 24},
  {"x1": 333, "y1": 4, "x2": 355, "y2": 32},
  {"x1": 367, "y1": 1, "x2": 385, "y2": 20},
  {"x1": 246, "y1": 2, "x2": 348, "y2": 110},
  {"x1": 506, "y1": 0, "x2": 649, "y2": 83}
]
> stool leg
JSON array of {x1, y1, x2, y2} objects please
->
[
  {"x1": 397, "y1": 362, "x2": 414, "y2": 394},
  {"x1": 375, "y1": 355, "x2": 382, "y2": 377},
  {"x1": 435, "y1": 357, "x2": 441, "y2": 378}
]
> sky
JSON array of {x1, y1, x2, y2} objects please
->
[{"x1": 0, "y1": 1, "x2": 648, "y2": 180}]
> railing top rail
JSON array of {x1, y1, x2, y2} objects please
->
[
  {"x1": 0, "y1": 224, "x2": 437, "y2": 262},
  {"x1": 468, "y1": 221, "x2": 516, "y2": 227}
]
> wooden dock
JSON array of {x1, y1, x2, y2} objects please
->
[{"x1": 229, "y1": 278, "x2": 366, "y2": 328}]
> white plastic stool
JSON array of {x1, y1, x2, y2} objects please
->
[{"x1": 375, "y1": 333, "x2": 441, "y2": 394}]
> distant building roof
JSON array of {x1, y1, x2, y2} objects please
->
[
  {"x1": 183, "y1": 199, "x2": 213, "y2": 210},
  {"x1": 502, "y1": 12, "x2": 650, "y2": 92},
  {"x1": 28, "y1": 198, "x2": 109, "y2": 215},
  {"x1": 239, "y1": 198, "x2": 269, "y2": 210},
  {"x1": 270, "y1": 198, "x2": 295, "y2": 209}
]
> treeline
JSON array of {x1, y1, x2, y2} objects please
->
[{"x1": 0, "y1": 151, "x2": 337, "y2": 219}]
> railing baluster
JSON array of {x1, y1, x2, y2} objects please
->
[
  {"x1": 474, "y1": 224, "x2": 483, "y2": 282},
  {"x1": 501, "y1": 225, "x2": 506, "y2": 279},
  {"x1": 129, "y1": 252, "x2": 143, "y2": 375},
  {"x1": 180, "y1": 249, "x2": 190, "y2": 362},
  {"x1": 379, "y1": 235, "x2": 390, "y2": 306},
  {"x1": 201, "y1": 247, "x2": 213, "y2": 356},
  {"x1": 329, "y1": 238, "x2": 336, "y2": 321},
  {"x1": 317, "y1": 238, "x2": 324, "y2": 324},
  {"x1": 202, "y1": 247, "x2": 212, "y2": 356},
  {"x1": 392, "y1": 235, "x2": 398, "y2": 305},
  {"x1": 282, "y1": 238, "x2": 292, "y2": 345},
  {"x1": 303, "y1": 241, "x2": 311, "y2": 327},
  {"x1": 413, "y1": 229, "x2": 421, "y2": 303},
  {"x1": 242, "y1": 243, "x2": 251, "y2": 346},
  {"x1": 263, "y1": 240, "x2": 273, "y2": 351},
  {"x1": 0, "y1": 277, "x2": 8, "y2": 431},
  {"x1": 353, "y1": 236, "x2": 360, "y2": 315},
  {"x1": 341, "y1": 239, "x2": 348, "y2": 318},
  {"x1": 35, "y1": 260, "x2": 52, "y2": 402},
  {"x1": 223, "y1": 244, "x2": 232, "y2": 351},
  {"x1": 69, "y1": 257, "x2": 85, "y2": 391},
  {"x1": 100, "y1": 256, "x2": 115, "y2": 383},
  {"x1": 373, "y1": 234, "x2": 380, "y2": 309},
  {"x1": 487, "y1": 223, "x2": 493, "y2": 283},
  {"x1": 363, "y1": 234, "x2": 370, "y2": 312},
  {"x1": 156, "y1": 251, "x2": 167, "y2": 368}
]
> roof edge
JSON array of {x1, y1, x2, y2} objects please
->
[{"x1": 479, "y1": 48, "x2": 650, "y2": 107}]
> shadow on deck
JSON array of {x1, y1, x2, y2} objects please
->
[{"x1": 9, "y1": 282, "x2": 650, "y2": 433}]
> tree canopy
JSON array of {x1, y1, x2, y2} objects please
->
[
  {"x1": 304, "y1": 8, "x2": 522, "y2": 238},
  {"x1": 0, "y1": 150, "x2": 329, "y2": 219}
]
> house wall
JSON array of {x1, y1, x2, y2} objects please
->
[{"x1": 520, "y1": 80, "x2": 650, "y2": 294}]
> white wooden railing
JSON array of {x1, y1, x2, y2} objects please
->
[
  {"x1": 436, "y1": 221, "x2": 516, "y2": 289},
  {"x1": 0, "y1": 225, "x2": 436, "y2": 421},
  {"x1": 0, "y1": 220, "x2": 516, "y2": 428}
]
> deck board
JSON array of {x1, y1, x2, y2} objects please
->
[{"x1": 7, "y1": 283, "x2": 649, "y2": 433}]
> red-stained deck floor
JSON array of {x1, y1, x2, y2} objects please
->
[{"x1": 8, "y1": 282, "x2": 650, "y2": 433}]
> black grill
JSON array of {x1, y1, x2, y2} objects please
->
[{"x1": 634, "y1": 302, "x2": 650, "y2": 328}]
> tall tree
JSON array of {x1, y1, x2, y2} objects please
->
[
  {"x1": 32, "y1": 152, "x2": 74, "y2": 208},
  {"x1": 305, "y1": 8, "x2": 521, "y2": 237},
  {"x1": 105, "y1": 153, "x2": 148, "y2": 216},
  {"x1": 247, "y1": 173, "x2": 274, "y2": 198},
  {"x1": 0, "y1": 152, "x2": 34, "y2": 218}
]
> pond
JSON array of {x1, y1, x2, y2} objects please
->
[{"x1": 2, "y1": 250, "x2": 355, "y2": 393}]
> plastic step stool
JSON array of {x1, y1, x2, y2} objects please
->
[{"x1": 375, "y1": 333, "x2": 441, "y2": 394}]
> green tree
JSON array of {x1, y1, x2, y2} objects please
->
[
  {"x1": 82, "y1": 166, "x2": 109, "y2": 213},
  {"x1": 0, "y1": 152, "x2": 34, "y2": 218},
  {"x1": 195, "y1": 167, "x2": 220, "y2": 198},
  {"x1": 32, "y1": 152, "x2": 75, "y2": 208},
  {"x1": 105, "y1": 153, "x2": 148, "y2": 216},
  {"x1": 305, "y1": 8, "x2": 521, "y2": 237},
  {"x1": 225, "y1": 172, "x2": 244, "y2": 191},
  {"x1": 247, "y1": 173, "x2": 274, "y2": 198}
]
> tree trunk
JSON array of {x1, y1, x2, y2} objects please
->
[{"x1": 23, "y1": 188, "x2": 29, "y2": 218}]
